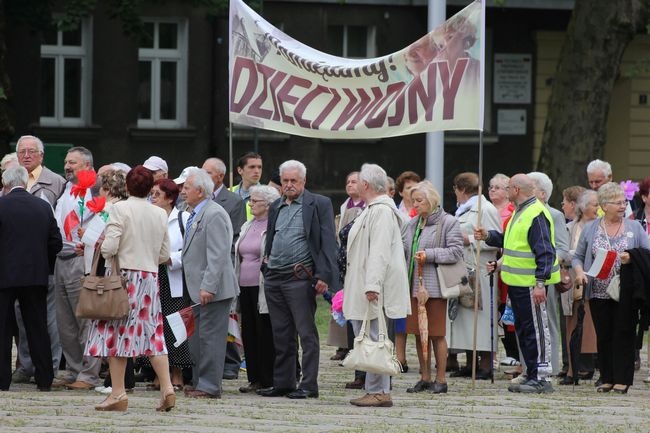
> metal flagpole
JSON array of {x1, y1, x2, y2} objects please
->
[
  {"x1": 229, "y1": 122, "x2": 234, "y2": 188},
  {"x1": 471, "y1": 130, "x2": 484, "y2": 389},
  {"x1": 426, "y1": 0, "x2": 446, "y2": 201}
]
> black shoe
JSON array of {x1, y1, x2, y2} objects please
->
[
  {"x1": 330, "y1": 349, "x2": 349, "y2": 361},
  {"x1": 594, "y1": 377, "x2": 603, "y2": 387},
  {"x1": 406, "y1": 380, "x2": 432, "y2": 393},
  {"x1": 37, "y1": 386, "x2": 52, "y2": 392},
  {"x1": 475, "y1": 370, "x2": 493, "y2": 381},
  {"x1": 345, "y1": 378, "x2": 364, "y2": 390},
  {"x1": 223, "y1": 370, "x2": 238, "y2": 380},
  {"x1": 286, "y1": 388, "x2": 318, "y2": 399},
  {"x1": 430, "y1": 381, "x2": 448, "y2": 394},
  {"x1": 516, "y1": 379, "x2": 554, "y2": 394},
  {"x1": 258, "y1": 387, "x2": 295, "y2": 397},
  {"x1": 559, "y1": 376, "x2": 578, "y2": 386},
  {"x1": 450, "y1": 366, "x2": 472, "y2": 378},
  {"x1": 400, "y1": 363, "x2": 409, "y2": 373},
  {"x1": 577, "y1": 371, "x2": 594, "y2": 380},
  {"x1": 239, "y1": 382, "x2": 262, "y2": 393},
  {"x1": 557, "y1": 370, "x2": 568, "y2": 378}
]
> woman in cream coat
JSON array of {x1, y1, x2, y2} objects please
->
[
  {"x1": 447, "y1": 172, "x2": 501, "y2": 379},
  {"x1": 343, "y1": 163, "x2": 410, "y2": 408}
]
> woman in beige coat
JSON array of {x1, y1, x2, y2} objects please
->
[{"x1": 343, "y1": 163, "x2": 410, "y2": 408}]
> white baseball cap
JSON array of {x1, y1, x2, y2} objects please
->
[
  {"x1": 174, "y1": 166, "x2": 199, "y2": 185},
  {"x1": 143, "y1": 156, "x2": 168, "y2": 173}
]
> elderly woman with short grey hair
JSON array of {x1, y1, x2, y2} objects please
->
[
  {"x1": 343, "y1": 163, "x2": 410, "y2": 408},
  {"x1": 235, "y1": 184, "x2": 280, "y2": 393},
  {"x1": 403, "y1": 180, "x2": 464, "y2": 393},
  {"x1": 574, "y1": 182, "x2": 650, "y2": 394}
]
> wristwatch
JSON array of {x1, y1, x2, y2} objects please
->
[{"x1": 535, "y1": 281, "x2": 545, "y2": 289}]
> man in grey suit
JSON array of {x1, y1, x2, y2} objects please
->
[
  {"x1": 12, "y1": 135, "x2": 66, "y2": 384},
  {"x1": 528, "y1": 172, "x2": 570, "y2": 377},
  {"x1": 259, "y1": 160, "x2": 339, "y2": 399},
  {"x1": 202, "y1": 157, "x2": 247, "y2": 379},
  {"x1": 182, "y1": 168, "x2": 239, "y2": 399},
  {"x1": 202, "y1": 157, "x2": 246, "y2": 244}
]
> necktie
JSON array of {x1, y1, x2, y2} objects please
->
[{"x1": 186, "y1": 210, "x2": 196, "y2": 235}]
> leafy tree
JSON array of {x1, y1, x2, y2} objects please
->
[{"x1": 537, "y1": 0, "x2": 650, "y2": 197}]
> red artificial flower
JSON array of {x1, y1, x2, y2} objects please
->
[
  {"x1": 86, "y1": 196, "x2": 106, "y2": 214},
  {"x1": 70, "y1": 170, "x2": 97, "y2": 198}
]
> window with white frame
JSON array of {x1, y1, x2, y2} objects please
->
[
  {"x1": 40, "y1": 19, "x2": 92, "y2": 127},
  {"x1": 137, "y1": 20, "x2": 188, "y2": 128},
  {"x1": 327, "y1": 25, "x2": 376, "y2": 58}
]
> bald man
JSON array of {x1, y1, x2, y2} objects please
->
[{"x1": 475, "y1": 174, "x2": 560, "y2": 394}]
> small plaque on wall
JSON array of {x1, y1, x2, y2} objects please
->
[
  {"x1": 497, "y1": 109, "x2": 526, "y2": 135},
  {"x1": 494, "y1": 54, "x2": 532, "y2": 104}
]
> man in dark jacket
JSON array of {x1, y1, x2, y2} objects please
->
[
  {"x1": 259, "y1": 160, "x2": 338, "y2": 400},
  {"x1": 0, "y1": 166, "x2": 62, "y2": 391}
]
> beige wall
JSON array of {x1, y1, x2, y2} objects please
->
[{"x1": 534, "y1": 31, "x2": 650, "y2": 181}]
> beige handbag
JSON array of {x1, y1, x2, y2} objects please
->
[
  {"x1": 76, "y1": 248, "x2": 129, "y2": 320},
  {"x1": 433, "y1": 214, "x2": 474, "y2": 302},
  {"x1": 342, "y1": 303, "x2": 402, "y2": 376}
]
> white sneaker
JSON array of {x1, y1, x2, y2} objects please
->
[
  {"x1": 94, "y1": 386, "x2": 112, "y2": 394},
  {"x1": 511, "y1": 374, "x2": 527, "y2": 384},
  {"x1": 500, "y1": 357, "x2": 521, "y2": 367}
]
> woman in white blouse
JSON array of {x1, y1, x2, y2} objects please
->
[{"x1": 150, "y1": 179, "x2": 193, "y2": 391}]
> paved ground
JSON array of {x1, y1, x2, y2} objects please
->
[{"x1": 3, "y1": 348, "x2": 650, "y2": 433}]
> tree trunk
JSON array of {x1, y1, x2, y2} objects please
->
[{"x1": 537, "y1": 0, "x2": 649, "y2": 199}]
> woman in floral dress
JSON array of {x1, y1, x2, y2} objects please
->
[{"x1": 86, "y1": 166, "x2": 174, "y2": 412}]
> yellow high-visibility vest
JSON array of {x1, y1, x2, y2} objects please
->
[{"x1": 501, "y1": 199, "x2": 561, "y2": 287}]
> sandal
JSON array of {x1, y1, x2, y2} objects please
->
[
  {"x1": 596, "y1": 383, "x2": 613, "y2": 393},
  {"x1": 172, "y1": 384, "x2": 183, "y2": 392}
]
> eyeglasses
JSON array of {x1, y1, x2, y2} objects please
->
[
  {"x1": 17, "y1": 149, "x2": 41, "y2": 156},
  {"x1": 151, "y1": 190, "x2": 164, "y2": 198},
  {"x1": 250, "y1": 199, "x2": 265, "y2": 204},
  {"x1": 606, "y1": 200, "x2": 627, "y2": 206}
]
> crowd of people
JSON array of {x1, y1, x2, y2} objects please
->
[{"x1": 2, "y1": 135, "x2": 650, "y2": 411}]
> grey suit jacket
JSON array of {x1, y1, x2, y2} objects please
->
[
  {"x1": 182, "y1": 200, "x2": 239, "y2": 303},
  {"x1": 547, "y1": 205, "x2": 570, "y2": 262},
  {"x1": 213, "y1": 187, "x2": 246, "y2": 239},
  {"x1": 29, "y1": 166, "x2": 66, "y2": 207}
]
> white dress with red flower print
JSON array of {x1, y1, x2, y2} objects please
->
[{"x1": 85, "y1": 269, "x2": 168, "y2": 357}]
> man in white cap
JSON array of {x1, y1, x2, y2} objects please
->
[
  {"x1": 143, "y1": 156, "x2": 168, "y2": 181},
  {"x1": 173, "y1": 166, "x2": 198, "y2": 211}
]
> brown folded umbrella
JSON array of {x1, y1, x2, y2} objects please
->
[{"x1": 416, "y1": 255, "x2": 429, "y2": 359}]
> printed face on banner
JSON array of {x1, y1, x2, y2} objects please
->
[{"x1": 228, "y1": 0, "x2": 484, "y2": 139}]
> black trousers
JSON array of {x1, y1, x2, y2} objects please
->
[
  {"x1": 590, "y1": 298, "x2": 635, "y2": 385},
  {"x1": 240, "y1": 286, "x2": 275, "y2": 387},
  {"x1": 0, "y1": 286, "x2": 53, "y2": 390},
  {"x1": 509, "y1": 285, "x2": 551, "y2": 380}
]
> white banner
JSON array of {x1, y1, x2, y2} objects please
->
[{"x1": 229, "y1": 0, "x2": 485, "y2": 139}]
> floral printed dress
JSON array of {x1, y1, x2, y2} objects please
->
[{"x1": 84, "y1": 269, "x2": 167, "y2": 357}]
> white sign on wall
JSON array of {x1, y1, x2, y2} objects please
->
[
  {"x1": 494, "y1": 53, "x2": 532, "y2": 104},
  {"x1": 497, "y1": 109, "x2": 526, "y2": 135}
]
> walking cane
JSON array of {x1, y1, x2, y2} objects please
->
[{"x1": 488, "y1": 261, "x2": 496, "y2": 384}]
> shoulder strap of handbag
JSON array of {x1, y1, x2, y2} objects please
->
[
  {"x1": 178, "y1": 211, "x2": 185, "y2": 237},
  {"x1": 434, "y1": 212, "x2": 447, "y2": 249},
  {"x1": 361, "y1": 297, "x2": 389, "y2": 340}
]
